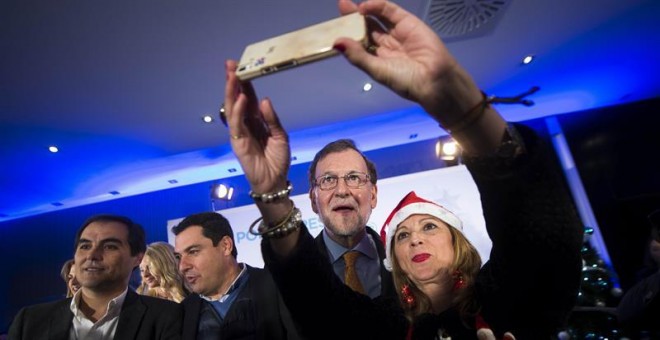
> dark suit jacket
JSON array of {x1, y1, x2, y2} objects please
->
[
  {"x1": 181, "y1": 264, "x2": 302, "y2": 340},
  {"x1": 8, "y1": 289, "x2": 182, "y2": 340},
  {"x1": 314, "y1": 226, "x2": 396, "y2": 299},
  {"x1": 617, "y1": 271, "x2": 660, "y2": 335}
]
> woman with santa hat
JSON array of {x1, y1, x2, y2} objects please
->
[{"x1": 223, "y1": 1, "x2": 584, "y2": 339}]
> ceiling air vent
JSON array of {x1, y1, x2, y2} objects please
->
[{"x1": 424, "y1": 0, "x2": 511, "y2": 40}]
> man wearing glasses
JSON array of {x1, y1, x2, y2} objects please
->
[{"x1": 307, "y1": 139, "x2": 395, "y2": 300}]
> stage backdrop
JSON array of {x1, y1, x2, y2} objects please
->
[{"x1": 167, "y1": 165, "x2": 491, "y2": 268}]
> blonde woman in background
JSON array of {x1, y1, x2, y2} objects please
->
[{"x1": 138, "y1": 241, "x2": 188, "y2": 302}]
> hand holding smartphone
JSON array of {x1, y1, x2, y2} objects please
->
[{"x1": 235, "y1": 12, "x2": 368, "y2": 81}]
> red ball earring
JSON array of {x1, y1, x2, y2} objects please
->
[
  {"x1": 401, "y1": 284, "x2": 416, "y2": 308},
  {"x1": 452, "y1": 270, "x2": 465, "y2": 291}
]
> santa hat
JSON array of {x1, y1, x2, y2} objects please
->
[{"x1": 380, "y1": 191, "x2": 463, "y2": 271}]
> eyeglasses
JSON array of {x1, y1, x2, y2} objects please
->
[{"x1": 314, "y1": 172, "x2": 371, "y2": 191}]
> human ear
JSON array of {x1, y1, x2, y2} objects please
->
[{"x1": 310, "y1": 189, "x2": 319, "y2": 214}]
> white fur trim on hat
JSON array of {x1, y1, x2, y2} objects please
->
[{"x1": 380, "y1": 191, "x2": 462, "y2": 271}]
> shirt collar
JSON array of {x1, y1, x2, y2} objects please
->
[
  {"x1": 200, "y1": 262, "x2": 247, "y2": 302},
  {"x1": 69, "y1": 287, "x2": 128, "y2": 318},
  {"x1": 323, "y1": 228, "x2": 378, "y2": 263}
]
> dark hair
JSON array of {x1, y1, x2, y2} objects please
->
[
  {"x1": 308, "y1": 139, "x2": 378, "y2": 187},
  {"x1": 74, "y1": 214, "x2": 146, "y2": 256},
  {"x1": 171, "y1": 212, "x2": 238, "y2": 258}
]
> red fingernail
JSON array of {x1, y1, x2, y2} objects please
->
[{"x1": 333, "y1": 43, "x2": 346, "y2": 53}]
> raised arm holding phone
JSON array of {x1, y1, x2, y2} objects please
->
[{"x1": 224, "y1": 1, "x2": 583, "y2": 338}]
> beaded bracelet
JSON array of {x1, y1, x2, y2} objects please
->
[
  {"x1": 249, "y1": 181, "x2": 293, "y2": 203},
  {"x1": 248, "y1": 204, "x2": 302, "y2": 239}
]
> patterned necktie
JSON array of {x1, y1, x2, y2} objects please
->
[{"x1": 343, "y1": 250, "x2": 365, "y2": 294}]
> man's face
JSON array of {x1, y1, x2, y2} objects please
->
[
  {"x1": 310, "y1": 149, "x2": 377, "y2": 241},
  {"x1": 74, "y1": 221, "x2": 142, "y2": 294},
  {"x1": 174, "y1": 226, "x2": 232, "y2": 299}
]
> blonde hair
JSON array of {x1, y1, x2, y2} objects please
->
[
  {"x1": 137, "y1": 242, "x2": 188, "y2": 303},
  {"x1": 60, "y1": 258, "x2": 76, "y2": 298},
  {"x1": 391, "y1": 224, "x2": 481, "y2": 325}
]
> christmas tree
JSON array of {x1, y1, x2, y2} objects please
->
[{"x1": 558, "y1": 227, "x2": 627, "y2": 340}]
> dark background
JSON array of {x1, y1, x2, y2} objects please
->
[{"x1": 558, "y1": 98, "x2": 660, "y2": 291}]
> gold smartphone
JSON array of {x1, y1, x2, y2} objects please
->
[{"x1": 236, "y1": 12, "x2": 368, "y2": 81}]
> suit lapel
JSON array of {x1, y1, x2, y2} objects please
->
[
  {"x1": 114, "y1": 290, "x2": 146, "y2": 340},
  {"x1": 314, "y1": 232, "x2": 332, "y2": 263},
  {"x1": 49, "y1": 299, "x2": 74, "y2": 340},
  {"x1": 182, "y1": 294, "x2": 203, "y2": 339},
  {"x1": 366, "y1": 227, "x2": 396, "y2": 298}
]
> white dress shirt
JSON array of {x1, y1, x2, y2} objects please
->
[{"x1": 69, "y1": 288, "x2": 127, "y2": 340}]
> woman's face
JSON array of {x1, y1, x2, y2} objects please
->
[
  {"x1": 67, "y1": 264, "x2": 80, "y2": 295},
  {"x1": 393, "y1": 214, "x2": 455, "y2": 285},
  {"x1": 140, "y1": 257, "x2": 160, "y2": 288}
]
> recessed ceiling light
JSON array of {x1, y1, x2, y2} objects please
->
[
  {"x1": 48, "y1": 145, "x2": 59, "y2": 153},
  {"x1": 522, "y1": 55, "x2": 535, "y2": 64},
  {"x1": 211, "y1": 183, "x2": 234, "y2": 200},
  {"x1": 362, "y1": 82, "x2": 373, "y2": 92},
  {"x1": 202, "y1": 115, "x2": 214, "y2": 123}
]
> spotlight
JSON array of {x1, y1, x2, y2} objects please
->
[
  {"x1": 435, "y1": 137, "x2": 461, "y2": 162},
  {"x1": 362, "y1": 82, "x2": 373, "y2": 92},
  {"x1": 522, "y1": 54, "x2": 535, "y2": 65},
  {"x1": 211, "y1": 183, "x2": 234, "y2": 200}
]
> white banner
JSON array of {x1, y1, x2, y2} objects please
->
[{"x1": 167, "y1": 165, "x2": 491, "y2": 268}]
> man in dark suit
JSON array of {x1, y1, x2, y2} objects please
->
[
  {"x1": 308, "y1": 139, "x2": 396, "y2": 299},
  {"x1": 172, "y1": 212, "x2": 302, "y2": 340},
  {"x1": 617, "y1": 209, "x2": 660, "y2": 338},
  {"x1": 8, "y1": 214, "x2": 182, "y2": 340}
]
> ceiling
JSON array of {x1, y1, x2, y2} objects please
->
[{"x1": 1, "y1": 0, "x2": 659, "y2": 222}]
